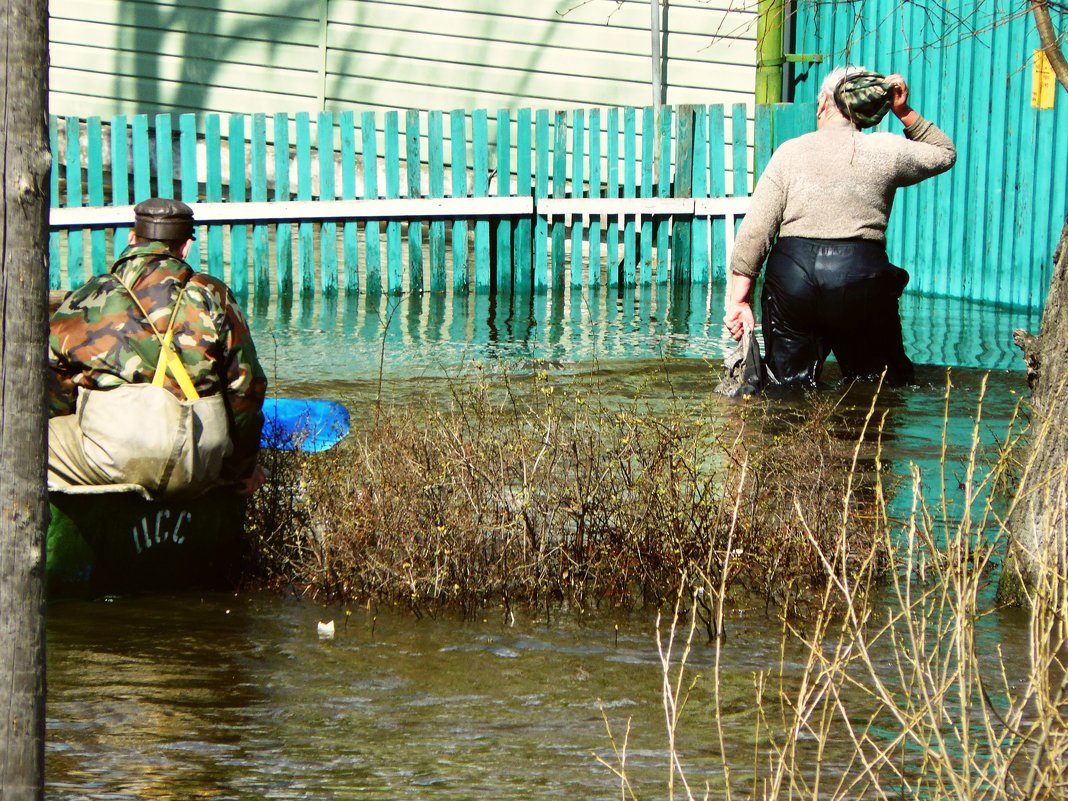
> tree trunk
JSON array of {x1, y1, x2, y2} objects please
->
[
  {"x1": 0, "y1": 0, "x2": 52, "y2": 798},
  {"x1": 1003, "y1": 214, "x2": 1068, "y2": 601}
]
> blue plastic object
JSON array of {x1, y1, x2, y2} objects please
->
[{"x1": 261, "y1": 398, "x2": 350, "y2": 452}]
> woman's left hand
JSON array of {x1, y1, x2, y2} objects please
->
[{"x1": 725, "y1": 301, "x2": 755, "y2": 341}]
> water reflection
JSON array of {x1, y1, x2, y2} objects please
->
[{"x1": 249, "y1": 286, "x2": 1038, "y2": 394}]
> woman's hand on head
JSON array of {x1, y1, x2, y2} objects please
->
[{"x1": 886, "y1": 73, "x2": 915, "y2": 120}]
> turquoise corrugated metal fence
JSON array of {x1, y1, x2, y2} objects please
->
[
  {"x1": 49, "y1": 104, "x2": 757, "y2": 297},
  {"x1": 792, "y1": 0, "x2": 1068, "y2": 310}
]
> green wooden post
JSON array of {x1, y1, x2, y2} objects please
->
[
  {"x1": 473, "y1": 109, "x2": 490, "y2": 290},
  {"x1": 48, "y1": 116, "x2": 60, "y2": 289},
  {"x1": 361, "y1": 111, "x2": 382, "y2": 295},
  {"x1": 606, "y1": 108, "x2": 619, "y2": 286},
  {"x1": 155, "y1": 114, "x2": 173, "y2": 200},
  {"x1": 450, "y1": 109, "x2": 468, "y2": 293},
  {"x1": 339, "y1": 110, "x2": 359, "y2": 294},
  {"x1": 109, "y1": 115, "x2": 130, "y2": 261},
  {"x1": 691, "y1": 105, "x2": 709, "y2": 284},
  {"x1": 514, "y1": 108, "x2": 532, "y2": 292},
  {"x1": 708, "y1": 104, "x2": 727, "y2": 279},
  {"x1": 405, "y1": 109, "x2": 423, "y2": 293},
  {"x1": 656, "y1": 106, "x2": 672, "y2": 282},
  {"x1": 64, "y1": 117, "x2": 84, "y2": 289},
  {"x1": 587, "y1": 109, "x2": 602, "y2": 288},
  {"x1": 204, "y1": 114, "x2": 225, "y2": 280},
  {"x1": 495, "y1": 108, "x2": 513, "y2": 291},
  {"x1": 295, "y1": 112, "x2": 315, "y2": 295},
  {"x1": 273, "y1": 113, "x2": 293, "y2": 296},
  {"x1": 318, "y1": 111, "x2": 338, "y2": 296},
  {"x1": 251, "y1": 113, "x2": 270, "y2": 296},
  {"x1": 640, "y1": 106, "x2": 654, "y2": 284},
  {"x1": 428, "y1": 110, "x2": 446, "y2": 293},
  {"x1": 551, "y1": 110, "x2": 567, "y2": 288},
  {"x1": 85, "y1": 117, "x2": 106, "y2": 275},
  {"x1": 672, "y1": 105, "x2": 695, "y2": 284},
  {"x1": 570, "y1": 108, "x2": 585, "y2": 288},
  {"x1": 179, "y1": 113, "x2": 200, "y2": 270},
  {"x1": 131, "y1": 114, "x2": 151, "y2": 202},
  {"x1": 622, "y1": 107, "x2": 636, "y2": 287},
  {"x1": 228, "y1": 114, "x2": 248, "y2": 296},
  {"x1": 384, "y1": 110, "x2": 402, "y2": 294}
]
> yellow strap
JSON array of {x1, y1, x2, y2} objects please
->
[
  {"x1": 116, "y1": 276, "x2": 200, "y2": 402},
  {"x1": 152, "y1": 327, "x2": 200, "y2": 400}
]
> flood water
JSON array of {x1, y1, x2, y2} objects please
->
[{"x1": 46, "y1": 283, "x2": 1041, "y2": 799}]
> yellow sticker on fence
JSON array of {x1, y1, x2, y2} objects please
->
[{"x1": 1033, "y1": 49, "x2": 1055, "y2": 109}]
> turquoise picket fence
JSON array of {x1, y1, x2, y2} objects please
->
[{"x1": 50, "y1": 103, "x2": 772, "y2": 298}]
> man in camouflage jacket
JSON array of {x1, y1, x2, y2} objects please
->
[{"x1": 48, "y1": 198, "x2": 268, "y2": 495}]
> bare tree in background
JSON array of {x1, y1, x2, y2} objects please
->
[
  {"x1": 1003, "y1": 2, "x2": 1068, "y2": 594},
  {"x1": 0, "y1": 0, "x2": 52, "y2": 798}
]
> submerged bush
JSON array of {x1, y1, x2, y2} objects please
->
[{"x1": 246, "y1": 368, "x2": 893, "y2": 619}]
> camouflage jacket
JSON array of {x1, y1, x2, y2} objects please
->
[{"x1": 49, "y1": 241, "x2": 268, "y2": 480}]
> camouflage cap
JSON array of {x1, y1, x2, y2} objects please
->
[
  {"x1": 133, "y1": 197, "x2": 196, "y2": 241},
  {"x1": 833, "y1": 71, "x2": 893, "y2": 129}
]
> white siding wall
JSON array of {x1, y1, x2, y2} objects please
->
[{"x1": 50, "y1": 0, "x2": 757, "y2": 118}]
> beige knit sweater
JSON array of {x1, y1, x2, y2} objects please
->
[{"x1": 729, "y1": 115, "x2": 956, "y2": 278}]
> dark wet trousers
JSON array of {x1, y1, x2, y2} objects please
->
[{"x1": 760, "y1": 237, "x2": 914, "y2": 388}]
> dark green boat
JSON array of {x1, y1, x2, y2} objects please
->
[
  {"x1": 46, "y1": 486, "x2": 248, "y2": 600},
  {"x1": 44, "y1": 397, "x2": 349, "y2": 600}
]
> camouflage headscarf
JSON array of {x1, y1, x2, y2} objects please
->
[{"x1": 833, "y1": 71, "x2": 893, "y2": 129}]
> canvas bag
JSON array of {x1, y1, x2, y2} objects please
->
[
  {"x1": 714, "y1": 326, "x2": 767, "y2": 398},
  {"x1": 76, "y1": 280, "x2": 232, "y2": 498}
]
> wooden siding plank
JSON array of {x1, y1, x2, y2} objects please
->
[
  {"x1": 449, "y1": 109, "x2": 469, "y2": 293},
  {"x1": 250, "y1": 113, "x2": 271, "y2": 296},
  {"x1": 533, "y1": 109, "x2": 549, "y2": 291},
  {"x1": 551, "y1": 110, "x2": 567, "y2": 288},
  {"x1": 691, "y1": 105, "x2": 709, "y2": 284},
  {"x1": 131, "y1": 114, "x2": 151, "y2": 202},
  {"x1": 65, "y1": 117, "x2": 85, "y2": 288},
  {"x1": 428, "y1": 110, "x2": 447, "y2": 293},
  {"x1": 204, "y1": 114, "x2": 225, "y2": 281},
  {"x1": 656, "y1": 106, "x2": 672, "y2": 283},
  {"x1": 295, "y1": 112, "x2": 315, "y2": 295},
  {"x1": 361, "y1": 110, "x2": 382, "y2": 295},
  {"x1": 708, "y1": 104, "x2": 727, "y2": 279},
  {"x1": 109, "y1": 115, "x2": 130, "y2": 260},
  {"x1": 154, "y1": 114, "x2": 173, "y2": 200},
  {"x1": 339, "y1": 110, "x2": 359, "y2": 294},
  {"x1": 273, "y1": 112, "x2": 293, "y2": 296},
  {"x1": 384, "y1": 110, "x2": 403, "y2": 294},
  {"x1": 228, "y1": 114, "x2": 248, "y2": 296},
  {"x1": 606, "y1": 108, "x2": 619, "y2": 287},
  {"x1": 570, "y1": 109, "x2": 585, "y2": 288},
  {"x1": 621, "y1": 107, "x2": 636, "y2": 287},
  {"x1": 318, "y1": 111, "x2": 339, "y2": 296},
  {"x1": 495, "y1": 108, "x2": 513, "y2": 291},
  {"x1": 49, "y1": 117, "x2": 61, "y2": 289},
  {"x1": 405, "y1": 109, "x2": 424, "y2": 293},
  {"x1": 472, "y1": 109, "x2": 491, "y2": 290},
  {"x1": 179, "y1": 113, "x2": 200, "y2": 270},
  {"x1": 514, "y1": 108, "x2": 533, "y2": 292},
  {"x1": 85, "y1": 117, "x2": 107, "y2": 275},
  {"x1": 587, "y1": 108, "x2": 602, "y2": 288},
  {"x1": 640, "y1": 106, "x2": 654, "y2": 285},
  {"x1": 672, "y1": 106, "x2": 695, "y2": 285}
]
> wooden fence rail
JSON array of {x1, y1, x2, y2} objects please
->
[{"x1": 49, "y1": 102, "x2": 774, "y2": 298}]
